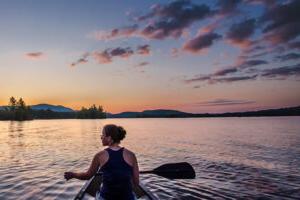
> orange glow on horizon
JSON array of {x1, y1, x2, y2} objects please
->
[{"x1": 1, "y1": 96, "x2": 299, "y2": 114}]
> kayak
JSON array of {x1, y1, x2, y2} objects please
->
[
  {"x1": 73, "y1": 162, "x2": 195, "y2": 200},
  {"x1": 74, "y1": 173, "x2": 158, "y2": 200}
]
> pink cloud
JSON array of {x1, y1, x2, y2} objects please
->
[
  {"x1": 91, "y1": 1, "x2": 212, "y2": 41},
  {"x1": 183, "y1": 32, "x2": 222, "y2": 54},
  {"x1": 93, "y1": 50, "x2": 112, "y2": 64},
  {"x1": 260, "y1": 1, "x2": 300, "y2": 45},
  {"x1": 91, "y1": 25, "x2": 138, "y2": 41},
  {"x1": 198, "y1": 21, "x2": 220, "y2": 35},
  {"x1": 72, "y1": 45, "x2": 150, "y2": 66},
  {"x1": 226, "y1": 39, "x2": 252, "y2": 49},
  {"x1": 92, "y1": 47, "x2": 135, "y2": 64},
  {"x1": 215, "y1": 0, "x2": 241, "y2": 16},
  {"x1": 135, "y1": 62, "x2": 149, "y2": 68},
  {"x1": 226, "y1": 18, "x2": 256, "y2": 49},
  {"x1": 263, "y1": 22, "x2": 300, "y2": 45},
  {"x1": 25, "y1": 52, "x2": 45, "y2": 60},
  {"x1": 137, "y1": 45, "x2": 151, "y2": 55},
  {"x1": 110, "y1": 47, "x2": 134, "y2": 58},
  {"x1": 70, "y1": 53, "x2": 89, "y2": 67}
]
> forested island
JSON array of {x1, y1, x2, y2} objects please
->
[{"x1": 0, "y1": 97, "x2": 106, "y2": 121}]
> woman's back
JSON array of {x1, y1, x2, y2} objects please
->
[{"x1": 99, "y1": 147, "x2": 134, "y2": 200}]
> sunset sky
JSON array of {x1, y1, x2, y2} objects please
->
[{"x1": 0, "y1": 0, "x2": 299, "y2": 113}]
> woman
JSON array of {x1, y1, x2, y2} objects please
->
[{"x1": 64, "y1": 124, "x2": 139, "y2": 200}]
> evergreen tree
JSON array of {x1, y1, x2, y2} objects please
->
[
  {"x1": 9, "y1": 96, "x2": 17, "y2": 111},
  {"x1": 12, "y1": 97, "x2": 32, "y2": 121}
]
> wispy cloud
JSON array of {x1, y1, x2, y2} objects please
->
[
  {"x1": 183, "y1": 32, "x2": 222, "y2": 53},
  {"x1": 226, "y1": 18, "x2": 256, "y2": 48},
  {"x1": 184, "y1": 74, "x2": 257, "y2": 84},
  {"x1": 91, "y1": 0, "x2": 212, "y2": 41},
  {"x1": 183, "y1": 58, "x2": 267, "y2": 85},
  {"x1": 135, "y1": 62, "x2": 149, "y2": 67},
  {"x1": 214, "y1": 67, "x2": 238, "y2": 76},
  {"x1": 238, "y1": 59, "x2": 268, "y2": 69},
  {"x1": 288, "y1": 41, "x2": 300, "y2": 50},
  {"x1": 93, "y1": 50, "x2": 112, "y2": 64},
  {"x1": 275, "y1": 53, "x2": 300, "y2": 62},
  {"x1": 70, "y1": 53, "x2": 89, "y2": 67},
  {"x1": 91, "y1": 24, "x2": 139, "y2": 41},
  {"x1": 244, "y1": 45, "x2": 266, "y2": 54},
  {"x1": 137, "y1": 45, "x2": 151, "y2": 55},
  {"x1": 209, "y1": 75, "x2": 258, "y2": 84},
  {"x1": 184, "y1": 61, "x2": 300, "y2": 86},
  {"x1": 137, "y1": 0, "x2": 211, "y2": 40},
  {"x1": 184, "y1": 75, "x2": 211, "y2": 84},
  {"x1": 196, "y1": 98, "x2": 255, "y2": 106},
  {"x1": 93, "y1": 47, "x2": 134, "y2": 64},
  {"x1": 110, "y1": 47, "x2": 134, "y2": 57},
  {"x1": 25, "y1": 52, "x2": 45, "y2": 60},
  {"x1": 260, "y1": 0, "x2": 300, "y2": 44},
  {"x1": 245, "y1": 0, "x2": 277, "y2": 6},
  {"x1": 71, "y1": 45, "x2": 150, "y2": 66},
  {"x1": 215, "y1": 0, "x2": 241, "y2": 16},
  {"x1": 261, "y1": 63, "x2": 300, "y2": 79}
]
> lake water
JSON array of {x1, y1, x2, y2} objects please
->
[{"x1": 0, "y1": 117, "x2": 299, "y2": 199}]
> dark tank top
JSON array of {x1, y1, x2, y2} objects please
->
[{"x1": 100, "y1": 147, "x2": 134, "y2": 200}]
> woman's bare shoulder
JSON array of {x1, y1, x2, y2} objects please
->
[
  {"x1": 95, "y1": 149, "x2": 108, "y2": 159},
  {"x1": 123, "y1": 148, "x2": 137, "y2": 166},
  {"x1": 123, "y1": 148, "x2": 136, "y2": 158},
  {"x1": 95, "y1": 149, "x2": 109, "y2": 166}
]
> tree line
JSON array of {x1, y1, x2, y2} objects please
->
[
  {"x1": 77, "y1": 105, "x2": 106, "y2": 119},
  {"x1": 0, "y1": 97, "x2": 106, "y2": 121}
]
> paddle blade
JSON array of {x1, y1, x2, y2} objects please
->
[{"x1": 152, "y1": 162, "x2": 195, "y2": 179}]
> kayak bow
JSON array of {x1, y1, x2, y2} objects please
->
[{"x1": 74, "y1": 173, "x2": 158, "y2": 200}]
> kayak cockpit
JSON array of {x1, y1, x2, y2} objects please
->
[{"x1": 75, "y1": 174, "x2": 158, "y2": 200}]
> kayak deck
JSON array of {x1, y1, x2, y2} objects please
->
[{"x1": 75, "y1": 174, "x2": 158, "y2": 200}]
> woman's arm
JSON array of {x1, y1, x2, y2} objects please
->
[
  {"x1": 64, "y1": 153, "x2": 100, "y2": 181},
  {"x1": 132, "y1": 153, "x2": 140, "y2": 187}
]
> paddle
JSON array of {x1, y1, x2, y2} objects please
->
[
  {"x1": 95, "y1": 162, "x2": 196, "y2": 179},
  {"x1": 139, "y1": 162, "x2": 196, "y2": 179}
]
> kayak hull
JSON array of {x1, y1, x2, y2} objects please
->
[{"x1": 74, "y1": 174, "x2": 158, "y2": 200}]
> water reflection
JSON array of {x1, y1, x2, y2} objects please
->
[
  {"x1": 0, "y1": 117, "x2": 299, "y2": 199},
  {"x1": 6, "y1": 122, "x2": 26, "y2": 162},
  {"x1": 8, "y1": 121, "x2": 24, "y2": 137}
]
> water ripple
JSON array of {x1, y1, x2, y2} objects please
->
[{"x1": 0, "y1": 118, "x2": 299, "y2": 199}]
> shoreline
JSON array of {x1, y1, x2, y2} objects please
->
[{"x1": 1, "y1": 115, "x2": 299, "y2": 121}]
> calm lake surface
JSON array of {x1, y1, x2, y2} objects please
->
[{"x1": 0, "y1": 117, "x2": 299, "y2": 199}]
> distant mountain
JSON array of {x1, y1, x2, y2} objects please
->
[
  {"x1": 107, "y1": 109, "x2": 194, "y2": 118},
  {"x1": 107, "y1": 106, "x2": 300, "y2": 118},
  {"x1": 31, "y1": 104, "x2": 74, "y2": 112},
  {"x1": 0, "y1": 104, "x2": 74, "y2": 112}
]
